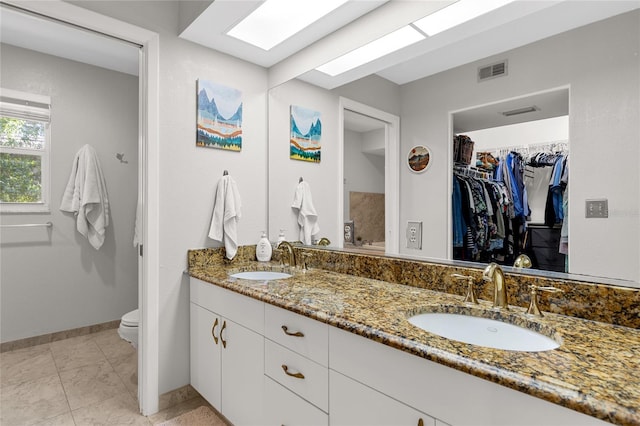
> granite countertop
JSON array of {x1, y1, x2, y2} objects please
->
[{"x1": 189, "y1": 261, "x2": 640, "y2": 426}]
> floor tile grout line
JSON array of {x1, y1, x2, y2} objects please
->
[{"x1": 52, "y1": 345, "x2": 78, "y2": 426}]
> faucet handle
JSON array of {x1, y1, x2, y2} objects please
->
[
  {"x1": 273, "y1": 248, "x2": 284, "y2": 265},
  {"x1": 300, "y1": 252, "x2": 312, "y2": 271},
  {"x1": 451, "y1": 274, "x2": 479, "y2": 304},
  {"x1": 527, "y1": 284, "x2": 564, "y2": 317}
]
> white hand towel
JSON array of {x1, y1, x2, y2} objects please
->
[
  {"x1": 208, "y1": 175, "x2": 242, "y2": 259},
  {"x1": 292, "y1": 181, "x2": 320, "y2": 245},
  {"x1": 60, "y1": 144, "x2": 110, "y2": 250}
]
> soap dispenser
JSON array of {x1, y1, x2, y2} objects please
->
[
  {"x1": 277, "y1": 229, "x2": 286, "y2": 245},
  {"x1": 256, "y1": 231, "x2": 272, "y2": 262}
]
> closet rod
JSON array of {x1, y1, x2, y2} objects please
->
[{"x1": 0, "y1": 221, "x2": 53, "y2": 229}]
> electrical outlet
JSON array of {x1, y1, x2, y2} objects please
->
[
  {"x1": 585, "y1": 199, "x2": 608, "y2": 218},
  {"x1": 406, "y1": 221, "x2": 422, "y2": 249}
]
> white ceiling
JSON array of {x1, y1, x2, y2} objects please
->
[
  {"x1": 1, "y1": 1, "x2": 638, "y2": 91},
  {"x1": 179, "y1": 0, "x2": 640, "y2": 90},
  {"x1": 0, "y1": 4, "x2": 140, "y2": 76}
]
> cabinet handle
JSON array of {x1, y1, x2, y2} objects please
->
[
  {"x1": 211, "y1": 318, "x2": 219, "y2": 345},
  {"x1": 281, "y1": 364, "x2": 305, "y2": 379},
  {"x1": 220, "y1": 320, "x2": 227, "y2": 348},
  {"x1": 418, "y1": 419, "x2": 424, "y2": 426},
  {"x1": 281, "y1": 325, "x2": 304, "y2": 337}
]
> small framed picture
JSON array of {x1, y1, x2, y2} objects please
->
[{"x1": 407, "y1": 145, "x2": 431, "y2": 173}]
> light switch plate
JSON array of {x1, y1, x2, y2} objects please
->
[
  {"x1": 585, "y1": 199, "x2": 608, "y2": 218},
  {"x1": 406, "y1": 221, "x2": 422, "y2": 249}
]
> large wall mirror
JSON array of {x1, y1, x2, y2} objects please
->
[{"x1": 267, "y1": 2, "x2": 640, "y2": 288}]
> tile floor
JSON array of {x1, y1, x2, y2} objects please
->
[{"x1": 1, "y1": 329, "x2": 216, "y2": 425}]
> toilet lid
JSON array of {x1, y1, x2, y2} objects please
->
[{"x1": 122, "y1": 309, "x2": 139, "y2": 327}]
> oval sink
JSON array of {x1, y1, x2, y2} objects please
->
[
  {"x1": 408, "y1": 313, "x2": 559, "y2": 352},
  {"x1": 230, "y1": 271, "x2": 292, "y2": 281}
]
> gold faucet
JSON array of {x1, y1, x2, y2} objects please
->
[
  {"x1": 513, "y1": 254, "x2": 532, "y2": 268},
  {"x1": 277, "y1": 241, "x2": 296, "y2": 268},
  {"x1": 316, "y1": 237, "x2": 331, "y2": 246},
  {"x1": 483, "y1": 262, "x2": 508, "y2": 309}
]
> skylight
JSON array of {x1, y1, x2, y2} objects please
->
[
  {"x1": 316, "y1": 26, "x2": 425, "y2": 77},
  {"x1": 413, "y1": 0, "x2": 516, "y2": 36},
  {"x1": 227, "y1": 0, "x2": 349, "y2": 51}
]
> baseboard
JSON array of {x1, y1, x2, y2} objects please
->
[
  {"x1": 158, "y1": 384, "x2": 200, "y2": 411},
  {"x1": 0, "y1": 319, "x2": 120, "y2": 353}
]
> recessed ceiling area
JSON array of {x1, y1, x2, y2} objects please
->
[
  {"x1": 180, "y1": 0, "x2": 640, "y2": 90},
  {"x1": 178, "y1": 0, "x2": 388, "y2": 68},
  {"x1": 2, "y1": 1, "x2": 638, "y2": 91}
]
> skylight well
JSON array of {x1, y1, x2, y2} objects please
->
[
  {"x1": 414, "y1": 0, "x2": 516, "y2": 36},
  {"x1": 316, "y1": 26, "x2": 425, "y2": 77},
  {"x1": 227, "y1": 0, "x2": 349, "y2": 51}
]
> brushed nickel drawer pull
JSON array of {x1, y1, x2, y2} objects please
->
[
  {"x1": 281, "y1": 364, "x2": 305, "y2": 379},
  {"x1": 281, "y1": 325, "x2": 304, "y2": 337},
  {"x1": 211, "y1": 318, "x2": 219, "y2": 345}
]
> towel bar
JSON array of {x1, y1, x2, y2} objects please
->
[{"x1": 0, "y1": 222, "x2": 53, "y2": 228}]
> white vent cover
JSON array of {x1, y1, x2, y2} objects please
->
[{"x1": 478, "y1": 60, "x2": 508, "y2": 82}]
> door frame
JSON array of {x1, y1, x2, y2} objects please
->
[
  {"x1": 338, "y1": 97, "x2": 400, "y2": 255},
  {"x1": 4, "y1": 0, "x2": 161, "y2": 414}
]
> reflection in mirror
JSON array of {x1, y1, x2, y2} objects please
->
[
  {"x1": 269, "y1": 7, "x2": 640, "y2": 288},
  {"x1": 452, "y1": 89, "x2": 570, "y2": 274},
  {"x1": 343, "y1": 110, "x2": 386, "y2": 254}
]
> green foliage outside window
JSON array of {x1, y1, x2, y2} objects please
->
[{"x1": 0, "y1": 117, "x2": 45, "y2": 203}]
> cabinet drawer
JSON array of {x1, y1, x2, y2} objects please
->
[
  {"x1": 330, "y1": 370, "x2": 434, "y2": 426},
  {"x1": 190, "y1": 278, "x2": 264, "y2": 333},
  {"x1": 265, "y1": 339, "x2": 328, "y2": 412},
  {"x1": 264, "y1": 303, "x2": 328, "y2": 366},
  {"x1": 264, "y1": 376, "x2": 328, "y2": 426}
]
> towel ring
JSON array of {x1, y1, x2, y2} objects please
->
[
  {"x1": 299, "y1": 176, "x2": 303, "y2": 182},
  {"x1": 223, "y1": 170, "x2": 229, "y2": 176}
]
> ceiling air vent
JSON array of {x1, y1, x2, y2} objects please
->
[{"x1": 478, "y1": 60, "x2": 508, "y2": 82}]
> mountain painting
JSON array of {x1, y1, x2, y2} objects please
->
[
  {"x1": 196, "y1": 79, "x2": 242, "y2": 151},
  {"x1": 290, "y1": 105, "x2": 321, "y2": 163}
]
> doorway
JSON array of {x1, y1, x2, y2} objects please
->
[
  {"x1": 339, "y1": 97, "x2": 400, "y2": 256},
  {"x1": 450, "y1": 87, "x2": 570, "y2": 272},
  {"x1": 0, "y1": 1, "x2": 160, "y2": 414}
]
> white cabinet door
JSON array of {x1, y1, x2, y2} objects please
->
[
  {"x1": 264, "y1": 377, "x2": 328, "y2": 426},
  {"x1": 221, "y1": 317, "x2": 264, "y2": 426},
  {"x1": 330, "y1": 370, "x2": 435, "y2": 426},
  {"x1": 190, "y1": 303, "x2": 222, "y2": 409}
]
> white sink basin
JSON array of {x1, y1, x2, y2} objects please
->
[
  {"x1": 408, "y1": 313, "x2": 559, "y2": 352},
  {"x1": 230, "y1": 271, "x2": 292, "y2": 281}
]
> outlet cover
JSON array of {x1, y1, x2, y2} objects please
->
[
  {"x1": 585, "y1": 199, "x2": 608, "y2": 218},
  {"x1": 406, "y1": 221, "x2": 422, "y2": 249}
]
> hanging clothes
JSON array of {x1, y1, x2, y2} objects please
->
[
  {"x1": 453, "y1": 170, "x2": 510, "y2": 262},
  {"x1": 544, "y1": 154, "x2": 568, "y2": 226}
]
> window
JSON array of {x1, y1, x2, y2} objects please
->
[{"x1": 0, "y1": 89, "x2": 51, "y2": 213}]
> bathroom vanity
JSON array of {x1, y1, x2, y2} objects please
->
[{"x1": 187, "y1": 247, "x2": 640, "y2": 426}]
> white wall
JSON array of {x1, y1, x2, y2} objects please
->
[
  {"x1": 268, "y1": 79, "x2": 340, "y2": 245},
  {"x1": 64, "y1": 1, "x2": 270, "y2": 394},
  {"x1": 343, "y1": 129, "x2": 385, "y2": 220},
  {"x1": 0, "y1": 44, "x2": 139, "y2": 342},
  {"x1": 399, "y1": 10, "x2": 639, "y2": 282}
]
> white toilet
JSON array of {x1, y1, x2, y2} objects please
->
[{"x1": 118, "y1": 309, "x2": 139, "y2": 348}]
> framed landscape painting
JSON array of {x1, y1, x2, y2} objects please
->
[
  {"x1": 196, "y1": 79, "x2": 242, "y2": 151},
  {"x1": 290, "y1": 105, "x2": 321, "y2": 163}
]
